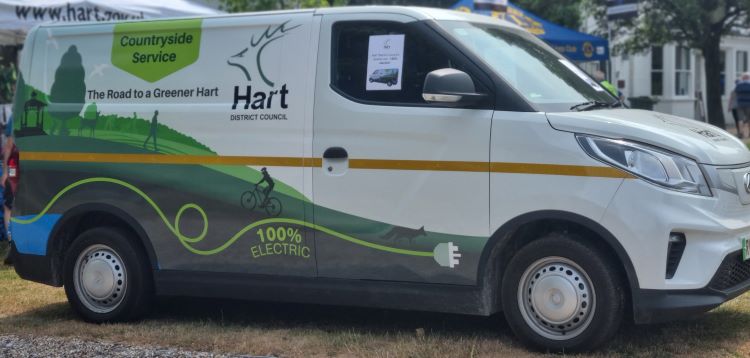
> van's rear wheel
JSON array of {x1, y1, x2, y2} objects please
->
[
  {"x1": 64, "y1": 227, "x2": 153, "y2": 322},
  {"x1": 501, "y1": 233, "x2": 624, "y2": 352}
]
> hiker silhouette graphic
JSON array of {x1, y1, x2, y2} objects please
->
[{"x1": 143, "y1": 110, "x2": 158, "y2": 151}]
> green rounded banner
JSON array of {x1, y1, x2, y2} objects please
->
[{"x1": 112, "y1": 19, "x2": 202, "y2": 83}]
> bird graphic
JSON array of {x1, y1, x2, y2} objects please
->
[
  {"x1": 45, "y1": 28, "x2": 59, "y2": 50},
  {"x1": 89, "y1": 64, "x2": 110, "y2": 79}
]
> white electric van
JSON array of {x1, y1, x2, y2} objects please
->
[{"x1": 9, "y1": 6, "x2": 750, "y2": 352}]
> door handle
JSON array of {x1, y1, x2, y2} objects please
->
[{"x1": 323, "y1": 147, "x2": 348, "y2": 159}]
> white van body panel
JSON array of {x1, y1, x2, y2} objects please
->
[
  {"x1": 312, "y1": 12, "x2": 491, "y2": 283},
  {"x1": 603, "y1": 178, "x2": 748, "y2": 289},
  {"x1": 547, "y1": 109, "x2": 750, "y2": 165},
  {"x1": 313, "y1": 6, "x2": 518, "y2": 25},
  {"x1": 489, "y1": 111, "x2": 625, "y2": 232}
]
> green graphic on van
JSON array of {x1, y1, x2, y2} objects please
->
[
  {"x1": 252, "y1": 225, "x2": 310, "y2": 258},
  {"x1": 112, "y1": 19, "x2": 202, "y2": 82},
  {"x1": 13, "y1": 177, "x2": 462, "y2": 268},
  {"x1": 227, "y1": 21, "x2": 300, "y2": 87},
  {"x1": 49, "y1": 45, "x2": 85, "y2": 136},
  {"x1": 79, "y1": 102, "x2": 100, "y2": 137},
  {"x1": 19, "y1": 90, "x2": 47, "y2": 137},
  {"x1": 241, "y1": 167, "x2": 282, "y2": 217}
]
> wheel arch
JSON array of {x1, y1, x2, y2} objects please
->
[
  {"x1": 45, "y1": 203, "x2": 158, "y2": 286},
  {"x1": 478, "y1": 210, "x2": 638, "y2": 316}
]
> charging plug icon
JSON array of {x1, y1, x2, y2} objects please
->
[{"x1": 433, "y1": 242, "x2": 461, "y2": 268}]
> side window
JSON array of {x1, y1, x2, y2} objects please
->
[{"x1": 331, "y1": 21, "x2": 481, "y2": 105}]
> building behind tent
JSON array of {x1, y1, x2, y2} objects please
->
[{"x1": 583, "y1": 18, "x2": 750, "y2": 127}]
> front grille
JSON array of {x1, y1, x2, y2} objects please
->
[{"x1": 709, "y1": 252, "x2": 750, "y2": 292}]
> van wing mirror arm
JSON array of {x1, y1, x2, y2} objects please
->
[
  {"x1": 422, "y1": 68, "x2": 485, "y2": 107},
  {"x1": 422, "y1": 92, "x2": 486, "y2": 105}
]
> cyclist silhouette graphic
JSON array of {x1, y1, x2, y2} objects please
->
[
  {"x1": 240, "y1": 167, "x2": 282, "y2": 216},
  {"x1": 257, "y1": 167, "x2": 275, "y2": 207}
]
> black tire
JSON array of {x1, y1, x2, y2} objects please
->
[
  {"x1": 501, "y1": 233, "x2": 624, "y2": 352},
  {"x1": 240, "y1": 190, "x2": 258, "y2": 210},
  {"x1": 264, "y1": 197, "x2": 283, "y2": 217},
  {"x1": 63, "y1": 227, "x2": 153, "y2": 323}
]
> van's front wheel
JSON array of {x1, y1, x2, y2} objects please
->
[
  {"x1": 63, "y1": 227, "x2": 153, "y2": 322},
  {"x1": 501, "y1": 234, "x2": 624, "y2": 352}
]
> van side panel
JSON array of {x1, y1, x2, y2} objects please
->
[
  {"x1": 311, "y1": 13, "x2": 492, "y2": 285},
  {"x1": 9, "y1": 26, "x2": 40, "y2": 255},
  {"x1": 13, "y1": 13, "x2": 318, "y2": 277},
  {"x1": 489, "y1": 111, "x2": 625, "y2": 230},
  {"x1": 488, "y1": 111, "x2": 626, "y2": 249}
]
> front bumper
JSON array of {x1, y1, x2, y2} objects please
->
[
  {"x1": 634, "y1": 250, "x2": 750, "y2": 324},
  {"x1": 602, "y1": 178, "x2": 750, "y2": 290},
  {"x1": 9, "y1": 241, "x2": 60, "y2": 286}
]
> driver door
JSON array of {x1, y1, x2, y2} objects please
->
[{"x1": 311, "y1": 14, "x2": 494, "y2": 285}]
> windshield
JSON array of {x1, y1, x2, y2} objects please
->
[{"x1": 438, "y1": 20, "x2": 617, "y2": 112}]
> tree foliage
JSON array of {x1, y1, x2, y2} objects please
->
[
  {"x1": 599, "y1": 1, "x2": 750, "y2": 53},
  {"x1": 83, "y1": 102, "x2": 98, "y2": 120},
  {"x1": 514, "y1": 0, "x2": 583, "y2": 30},
  {"x1": 0, "y1": 62, "x2": 16, "y2": 103},
  {"x1": 49, "y1": 45, "x2": 86, "y2": 124},
  {"x1": 347, "y1": 0, "x2": 454, "y2": 7},
  {"x1": 589, "y1": 0, "x2": 750, "y2": 128},
  {"x1": 218, "y1": 0, "x2": 347, "y2": 12}
]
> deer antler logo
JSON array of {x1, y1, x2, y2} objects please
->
[{"x1": 227, "y1": 20, "x2": 301, "y2": 87}]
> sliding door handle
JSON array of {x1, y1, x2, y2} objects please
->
[{"x1": 323, "y1": 147, "x2": 348, "y2": 159}]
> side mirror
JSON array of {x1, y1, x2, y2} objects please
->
[{"x1": 422, "y1": 68, "x2": 486, "y2": 107}]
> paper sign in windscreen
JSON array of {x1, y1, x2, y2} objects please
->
[{"x1": 366, "y1": 34, "x2": 405, "y2": 91}]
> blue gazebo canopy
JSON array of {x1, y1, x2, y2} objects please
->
[{"x1": 451, "y1": 0, "x2": 609, "y2": 62}]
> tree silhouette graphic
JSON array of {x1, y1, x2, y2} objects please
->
[
  {"x1": 83, "y1": 102, "x2": 98, "y2": 120},
  {"x1": 12, "y1": 72, "x2": 25, "y2": 122},
  {"x1": 49, "y1": 45, "x2": 86, "y2": 135}
]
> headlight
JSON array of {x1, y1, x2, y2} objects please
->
[{"x1": 577, "y1": 135, "x2": 711, "y2": 196}]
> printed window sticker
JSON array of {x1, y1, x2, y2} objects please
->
[{"x1": 366, "y1": 34, "x2": 405, "y2": 91}]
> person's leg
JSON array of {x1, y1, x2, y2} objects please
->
[
  {"x1": 0, "y1": 185, "x2": 8, "y2": 265},
  {"x1": 143, "y1": 133, "x2": 151, "y2": 148},
  {"x1": 4, "y1": 184, "x2": 12, "y2": 242},
  {"x1": 0, "y1": 220, "x2": 6, "y2": 265},
  {"x1": 0, "y1": 185, "x2": 5, "y2": 242},
  {"x1": 262, "y1": 187, "x2": 270, "y2": 207},
  {"x1": 4, "y1": 206, "x2": 10, "y2": 241},
  {"x1": 732, "y1": 109, "x2": 741, "y2": 138}
]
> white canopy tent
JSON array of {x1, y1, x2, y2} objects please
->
[{"x1": 0, "y1": 0, "x2": 223, "y2": 45}]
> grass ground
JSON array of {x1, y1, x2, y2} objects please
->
[{"x1": 0, "y1": 263, "x2": 749, "y2": 357}]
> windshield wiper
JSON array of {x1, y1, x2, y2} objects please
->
[{"x1": 570, "y1": 100, "x2": 621, "y2": 112}]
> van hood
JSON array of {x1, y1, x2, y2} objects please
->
[{"x1": 546, "y1": 109, "x2": 750, "y2": 166}]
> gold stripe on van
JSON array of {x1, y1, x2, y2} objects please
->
[
  {"x1": 21, "y1": 152, "x2": 319, "y2": 167},
  {"x1": 349, "y1": 159, "x2": 487, "y2": 172},
  {"x1": 490, "y1": 162, "x2": 633, "y2": 178},
  {"x1": 21, "y1": 152, "x2": 632, "y2": 178}
]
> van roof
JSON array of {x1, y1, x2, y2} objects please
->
[
  {"x1": 314, "y1": 6, "x2": 511, "y2": 25},
  {"x1": 33, "y1": 6, "x2": 516, "y2": 30}
]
